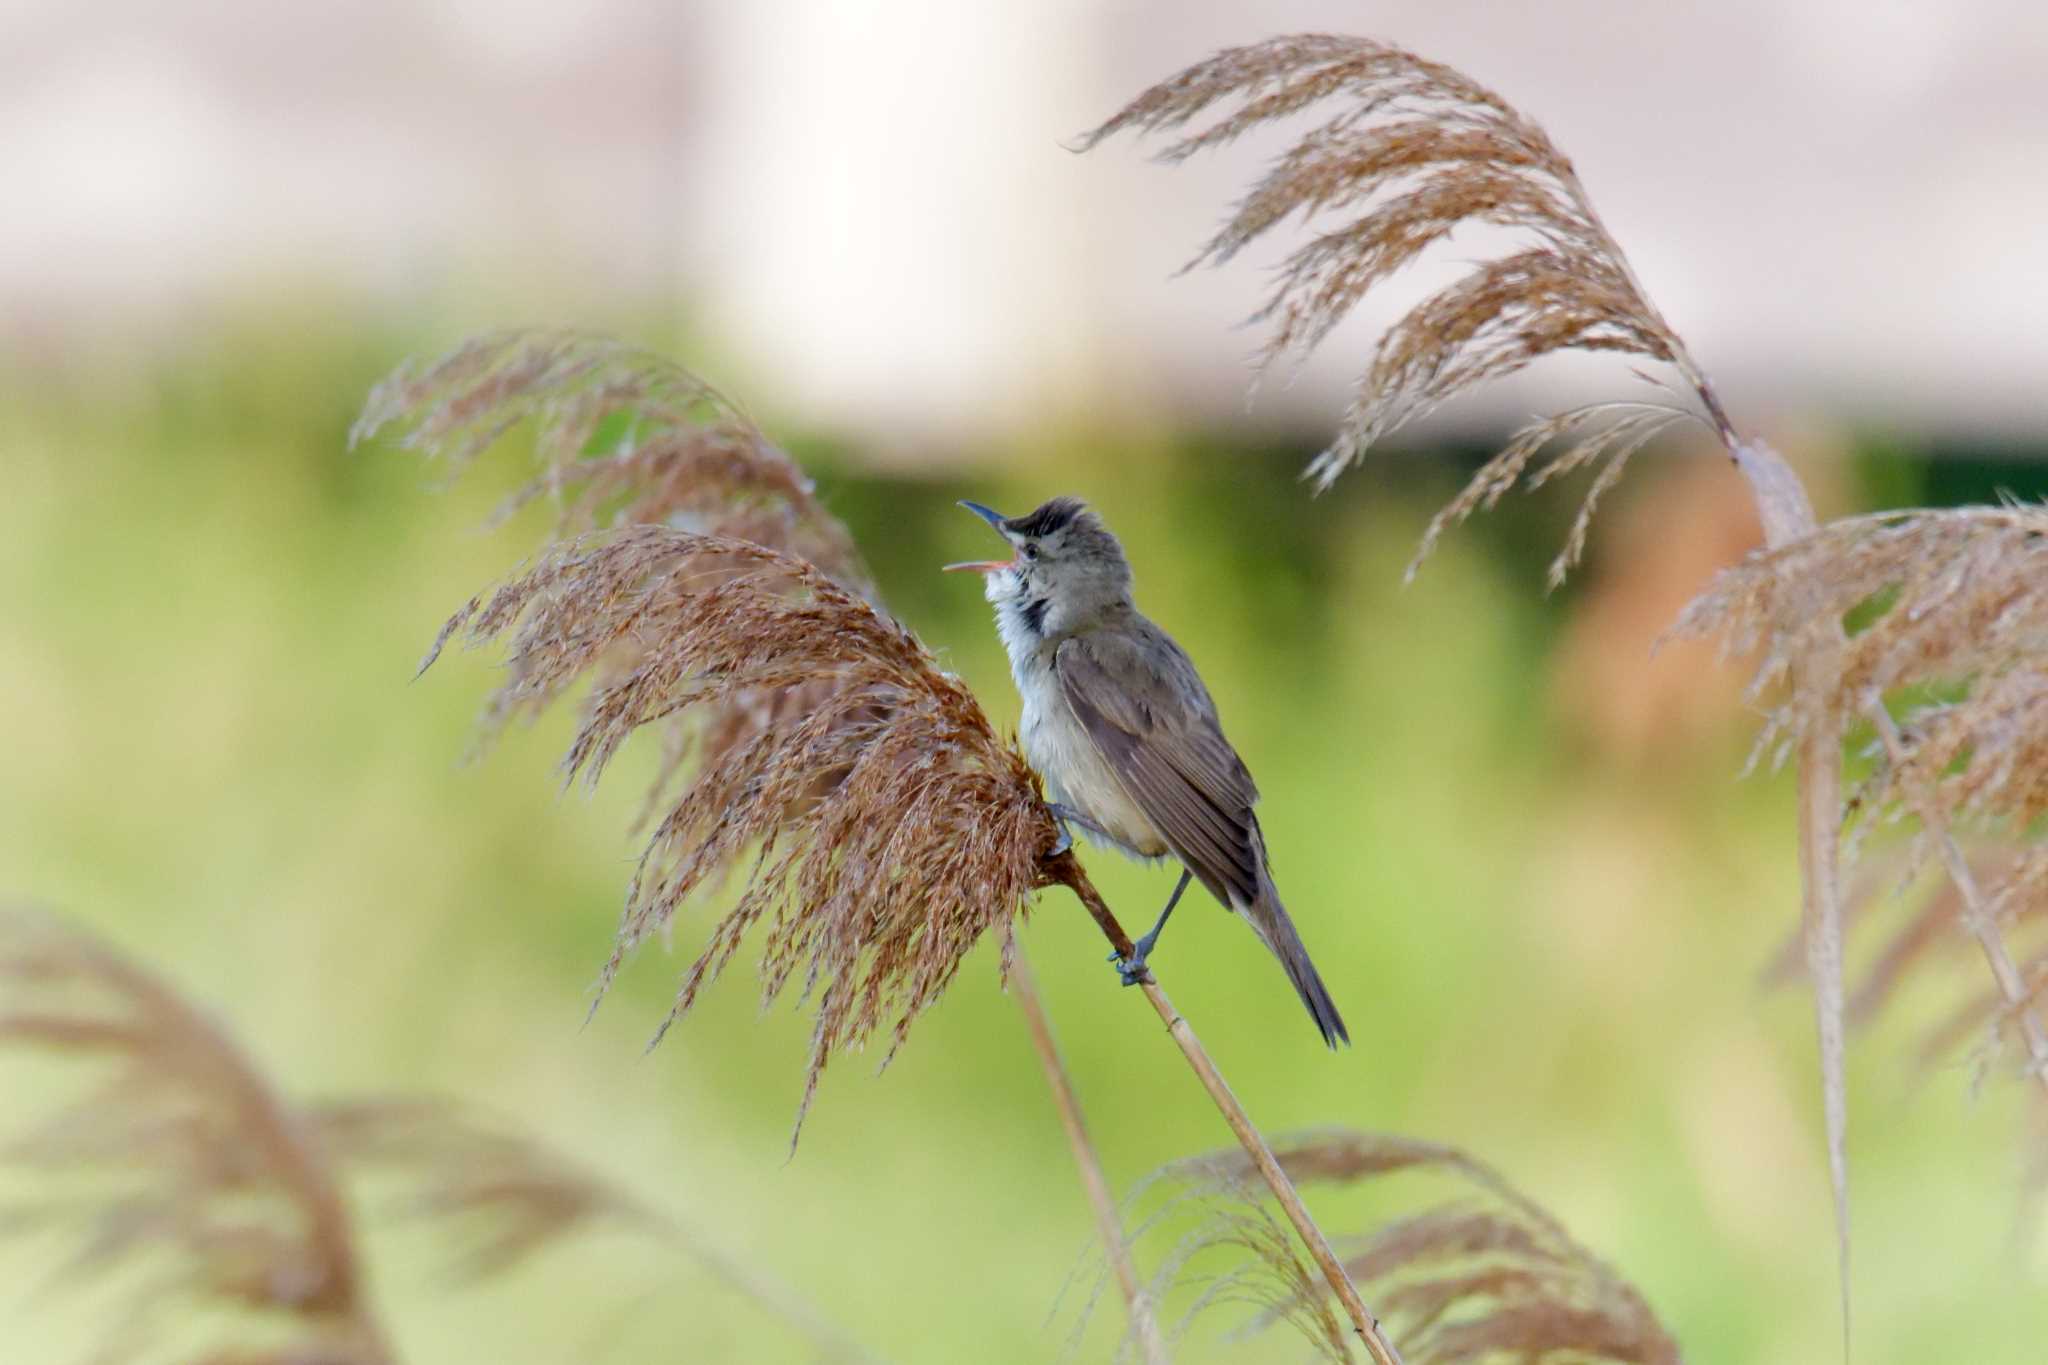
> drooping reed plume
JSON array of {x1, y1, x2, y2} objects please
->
[
  {"x1": 351, "y1": 329, "x2": 873, "y2": 595},
  {"x1": 0, "y1": 911, "x2": 868, "y2": 1360},
  {"x1": 319, "y1": 1095, "x2": 881, "y2": 1358},
  {"x1": 1121, "y1": 1130, "x2": 1677, "y2": 1364},
  {"x1": 1088, "y1": 33, "x2": 1867, "y2": 1325},
  {"x1": 421, "y1": 528, "x2": 1058, "y2": 1137},
  {"x1": 355, "y1": 329, "x2": 881, "y2": 820},
  {"x1": 360, "y1": 332, "x2": 1169, "y2": 1350},
  {"x1": 1682, "y1": 508, "x2": 2048, "y2": 1195},
  {"x1": 1079, "y1": 32, "x2": 1749, "y2": 587},
  {"x1": 309, "y1": 1097, "x2": 659, "y2": 1284},
  {"x1": 0, "y1": 908, "x2": 391, "y2": 1364},
  {"x1": 418, "y1": 519, "x2": 1401, "y2": 1359}
]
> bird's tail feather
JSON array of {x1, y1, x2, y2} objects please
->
[{"x1": 1246, "y1": 887, "x2": 1349, "y2": 1048}]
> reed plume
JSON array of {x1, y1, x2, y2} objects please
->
[
  {"x1": 363, "y1": 331, "x2": 1164, "y2": 1346},
  {"x1": 369, "y1": 337, "x2": 1387, "y2": 1356},
  {"x1": 1682, "y1": 508, "x2": 2048, "y2": 1174},
  {"x1": 1091, "y1": 33, "x2": 1864, "y2": 1330},
  {"x1": 355, "y1": 329, "x2": 879, "y2": 821},
  {"x1": 1080, "y1": 32, "x2": 1736, "y2": 585},
  {"x1": 421, "y1": 528, "x2": 1058, "y2": 1139},
  {"x1": 0, "y1": 908, "x2": 391, "y2": 1364},
  {"x1": 313, "y1": 1096, "x2": 874, "y2": 1357},
  {"x1": 1126, "y1": 1130, "x2": 1677, "y2": 1364},
  {"x1": 351, "y1": 329, "x2": 872, "y2": 595},
  {"x1": 1, "y1": 911, "x2": 872, "y2": 1360},
  {"x1": 310, "y1": 1097, "x2": 658, "y2": 1283}
]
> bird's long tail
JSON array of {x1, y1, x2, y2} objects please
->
[{"x1": 1244, "y1": 882, "x2": 1349, "y2": 1048}]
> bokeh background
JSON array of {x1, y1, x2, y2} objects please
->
[{"x1": 4, "y1": 3, "x2": 2047, "y2": 1362}]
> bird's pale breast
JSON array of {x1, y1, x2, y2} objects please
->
[{"x1": 1021, "y1": 686, "x2": 1169, "y2": 858}]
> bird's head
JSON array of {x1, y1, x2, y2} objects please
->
[{"x1": 946, "y1": 496, "x2": 1133, "y2": 642}]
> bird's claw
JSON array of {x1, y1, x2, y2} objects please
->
[
  {"x1": 1049, "y1": 822, "x2": 1073, "y2": 858},
  {"x1": 1109, "y1": 941, "x2": 1155, "y2": 987}
]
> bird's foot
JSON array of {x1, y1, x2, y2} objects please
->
[
  {"x1": 1049, "y1": 821, "x2": 1073, "y2": 858},
  {"x1": 1108, "y1": 931, "x2": 1160, "y2": 987}
]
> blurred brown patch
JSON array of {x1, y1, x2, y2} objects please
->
[{"x1": 1549, "y1": 426, "x2": 1845, "y2": 766}]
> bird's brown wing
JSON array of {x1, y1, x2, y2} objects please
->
[{"x1": 1054, "y1": 629, "x2": 1262, "y2": 909}]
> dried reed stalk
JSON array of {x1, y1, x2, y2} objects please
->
[
  {"x1": 414, "y1": 485, "x2": 1392, "y2": 1355},
  {"x1": 0, "y1": 911, "x2": 871, "y2": 1361},
  {"x1": 1090, "y1": 33, "x2": 1859, "y2": 1329},
  {"x1": 1053, "y1": 859, "x2": 1405, "y2": 1365},
  {"x1": 1008, "y1": 946, "x2": 1168, "y2": 1365},
  {"x1": 1680, "y1": 506, "x2": 2048, "y2": 1110},
  {"x1": 0, "y1": 909, "x2": 391, "y2": 1364},
  {"x1": 1133, "y1": 1130, "x2": 1677, "y2": 1364},
  {"x1": 429, "y1": 525, "x2": 1385, "y2": 1350},
  {"x1": 361, "y1": 332, "x2": 1160, "y2": 1345}
]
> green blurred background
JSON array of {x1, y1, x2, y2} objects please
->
[{"x1": 5, "y1": 306, "x2": 2047, "y2": 1363}]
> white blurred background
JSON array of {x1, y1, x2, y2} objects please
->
[{"x1": 4, "y1": 0, "x2": 2044, "y2": 446}]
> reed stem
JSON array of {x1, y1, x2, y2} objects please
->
[
  {"x1": 1049, "y1": 853, "x2": 1406, "y2": 1365},
  {"x1": 1008, "y1": 943, "x2": 1169, "y2": 1364}
]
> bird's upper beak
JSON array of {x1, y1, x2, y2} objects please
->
[{"x1": 943, "y1": 500, "x2": 1016, "y2": 573}]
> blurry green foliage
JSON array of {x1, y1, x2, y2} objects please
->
[{"x1": 1, "y1": 310, "x2": 2044, "y2": 1363}]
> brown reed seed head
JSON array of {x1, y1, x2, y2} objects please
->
[
  {"x1": 352, "y1": 329, "x2": 873, "y2": 596},
  {"x1": 1083, "y1": 33, "x2": 1724, "y2": 580},
  {"x1": 356, "y1": 328, "x2": 885, "y2": 824},
  {"x1": 311, "y1": 1097, "x2": 657, "y2": 1283},
  {"x1": 423, "y1": 528, "x2": 1060, "y2": 1139},
  {"x1": 1765, "y1": 847, "x2": 2048, "y2": 1048},
  {"x1": 1138, "y1": 1129, "x2": 1678, "y2": 1364},
  {"x1": 0, "y1": 909, "x2": 389, "y2": 1364},
  {"x1": 1687, "y1": 507, "x2": 2048, "y2": 1227},
  {"x1": 1675, "y1": 506, "x2": 2048, "y2": 836}
]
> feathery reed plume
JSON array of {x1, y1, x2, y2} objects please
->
[
  {"x1": 1093, "y1": 33, "x2": 1857, "y2": 1332},
  {"x1": 1687, "y1": 508, "x2": 2048, "y2": 1183},
  {"x1": 1129, "y1": 1130, "x2": 1678, "y2": 1364},
  {"x1": 1767, "y1": 847, "x2": 2048, "y2": 1234},
  {"x1": 368, "y1": 332, "x2": 1161, "y2": 1344},
  {"x1": 1676, "y1": 506, "x2": 2048, "y2": 1083},
  {"x1": 1080, "y1": 32, "x2": 1732, "y2": 571},
  {"x1": 311, "y1": 1098, "x2": 657, "y2": 1283},
  {"x1": 312, "y1": 1098, "x2": 875, "y2": 1358},
  {"x1": 0, "y1": 909, "x2": 392, "y2": 1364},
  {"x1": 422, "y1": 527, "x2": 1058, "y2": 1139},
  {"x1": 351, "y1": 329, "x2": 873, "y2": 595},
  {"x1": 354, "y1": 329, "x2": 881, "y2": 823}
]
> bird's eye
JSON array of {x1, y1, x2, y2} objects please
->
[{"x1": 1022, "y1": 543, "x2": 1040, "y2": 561}]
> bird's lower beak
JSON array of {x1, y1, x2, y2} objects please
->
[{"x1": 945, "y1": 500, "x2": 1016, "y2": 573}]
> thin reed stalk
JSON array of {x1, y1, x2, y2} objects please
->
[
  {"x1": 1008, "y1": 946, "x2": 1168, "y2": 1365},
  {"x1": 1866, "y1": 701, "x2": 2048, "y2": 1096},
  {"x1": 1087, "y1": 35, "x2": 1858, "y2": 1333},
  {"x1": 1049, "y1": 854, "x2": 1406, "y2": 1365}
]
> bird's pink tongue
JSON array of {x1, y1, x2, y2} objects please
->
[{"x1": 942, "y1": 559, "x2": 1014, "y2": 573}]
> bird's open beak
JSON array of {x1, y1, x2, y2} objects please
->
[{"x1": 944, "y1": 500, "x2": 1016, "y2": 573}]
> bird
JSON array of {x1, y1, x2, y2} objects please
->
[{"x1": 945, "y1": 495, "x2": 1348, "y2": 1047}]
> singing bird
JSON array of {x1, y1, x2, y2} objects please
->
[{"x1": 946, "y1": 496, "x2": 1348, "y2": 1046}]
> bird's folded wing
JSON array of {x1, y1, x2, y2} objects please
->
[{"x1": 1054, "y1": 633, "x2": 1261, "y2": 907}]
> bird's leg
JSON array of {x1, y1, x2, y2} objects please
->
[
  {"x1": 1112, "y1": 868, "x2": 1192, "y2": 986},
  {"x1": 1045, "y1": 802, "x2": 1111, "y2": 858}
]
